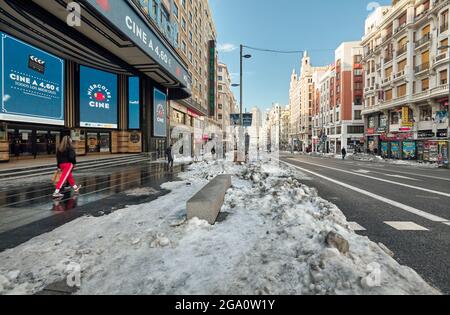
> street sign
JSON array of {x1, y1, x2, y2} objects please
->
[{"x1": 230, "y1": 113, "x2": 253, "y2": 127}]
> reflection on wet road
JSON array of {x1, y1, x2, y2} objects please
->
[{"x1": 0, "y1": 161, "x2": 186, "y2": 235}]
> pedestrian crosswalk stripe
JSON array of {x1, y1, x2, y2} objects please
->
[
  {"x1": 348, "y1": 222, "x2": 366, "y2": 231},
  {"x1": 384, "y1": 221, "x2": 429, "y2": 231}
]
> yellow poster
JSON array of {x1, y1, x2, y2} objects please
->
[{"x1": 402, "y1": 106, "x2": 413, "y2": 127}]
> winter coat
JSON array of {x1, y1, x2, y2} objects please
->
[{"x1": 57, "y1": 148, "x2": 77, "y2": 168}]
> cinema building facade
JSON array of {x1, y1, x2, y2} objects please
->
[{"x1": 0, "y1": 0, "x2": 193, "y2": 162}]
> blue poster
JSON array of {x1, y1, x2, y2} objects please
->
[
  {"x1": 128, "y1": 77, "x2": 140, "y2": 130},
  {"x1": 0, "y1": 32, "x2": 64, "y2": 125},
  {"x1": 381, "y1": 142, "x2": 389, "y2": 158},
  {"x1": 402, "y1": 141, "x2": 416, "y2": 160},
  {"x1": 153, "y1": 88, "x2": 167, "y2": 137},
  {"x1": 391, "y1": 142, "x2": 400, "y2": 159},
  {"x1": 79, "y1": 66, "x2": 118, "y2": 129}
]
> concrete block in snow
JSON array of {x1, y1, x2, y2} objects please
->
[{"x1": 187, "y1": 175, "x2": 232, "y2": 225}]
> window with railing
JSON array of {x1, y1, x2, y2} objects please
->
[
  {"x1": 422, "y1": 78, "x2": 429, "y2": 91},
  {"x1": 441, "y1": 10, "x2": 449, "y2": 33},
  {"x1": 440, "y1": 70, "x2": 448, "y2": 85}
]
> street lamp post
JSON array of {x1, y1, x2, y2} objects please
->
[{"x1": 239, "y1": 45, "x2": 252, "y2": 126}]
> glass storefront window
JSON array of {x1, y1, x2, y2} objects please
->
[
  {"x1": 390, "y1": 112, "x2": 400, "y2": 125},
  {"x1": 172, "y1": 109, "x2": 186, "y2": 125},
  {"x1": 420, "y1": 106, "x2": 432, "y2": 121}
]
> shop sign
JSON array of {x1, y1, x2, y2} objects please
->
[
  {"x1": 85, "y1": 0, "x2": 191, "y2": 91},
  {"x1": 418, "y1": 130, "x2": 435, "y2": 138},
  {"x1": 187, "y1": 109, "x2": 199, "y2": 118},
  {"x1": 380, "y1": 132, "x2": 413, "y2": 141},
  {"x1": 376, "y1": 127, "x2": 387, "y2": 133},
  {"x1": 130, "y1": 132, "x2": 141, "y2": 144},
  {"x1": 437, "y1": 97, "x2": 448, "y2": 106},
  {"x1": 401, "y1": 106, "x2": 413, "y2": 127},
  {"x1": 366, "y1": 128, "x2": 375, "y2": 135},
  {"x1": 437, "y1": 130, "x2": 448, "y2": 138}
]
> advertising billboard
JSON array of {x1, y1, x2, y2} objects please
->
[
  {"x1": 402, "y1": 141, "x2": 416, "y2": 160},
  {"x1": 153, "y1": 88, "x2": 167, "y2": 137},
  {"x1": 128, "y1": 77, "x2": 140, "y2": 130},
  {"x1": 79, "y1": 65, "x2": 118, "y2": 129},
  {"x1": 0, "y1": 32, "x2": 65, "y2": 125}
]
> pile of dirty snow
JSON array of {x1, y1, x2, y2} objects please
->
[{"x1": 0, "y1": 156, "x2": 440, "y2": 295}]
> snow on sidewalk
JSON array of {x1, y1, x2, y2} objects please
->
[{"x1": 0, "y1": 156, "x2": 440, "y2": 295}]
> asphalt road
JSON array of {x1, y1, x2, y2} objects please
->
[{"x1": 280, "y1": 154, "x2": 450, "y2": 294}]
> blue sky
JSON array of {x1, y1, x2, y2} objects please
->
[{"x1": 209, "y1": 0, "x2": 391, "y2": 112}]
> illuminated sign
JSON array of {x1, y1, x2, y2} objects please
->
[
  {"x1": 0, "y1": 32, "x2": 64, "y2": 125},
  {"x1": 79, "y1": 66, "x2": 118, "y2": 129},
  {"x1": 128, "y1": 77, "x2": 140, "y2": 130},
  {"x1": 153, "y1": 88, "x2": 167, "y2": 137}
]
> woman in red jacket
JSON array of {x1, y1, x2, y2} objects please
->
[{"x1": 53, "y1": 136, "x2": 81, "y2": 198}]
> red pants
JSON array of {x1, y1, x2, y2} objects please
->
[{"x1": 56, "y1": 163, "x2": 76, "y2": 190}]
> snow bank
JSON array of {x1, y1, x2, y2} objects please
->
[
  {"x1": 305, "y1": 152, "x2": 439, "y2": 168},
  {"x1": 0, "y1": 156, "x2": 440, "y2": 295}
]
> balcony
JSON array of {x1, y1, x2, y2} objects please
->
[
  {"x1": 393, "y1": 70, "x2": 406, "y2": 81},
  {"x1": 430, "y1": 83, "x2": 449, "y2": 97},
  {"x1": 415, "y1": 62, "x2": 430, "y2": 74},
  {"x1": 412, "y1": 84, "x2": 449, "y2": 104},
  {"x1": 433, "y1": 52, "x2": 449, "y2": 67},
  {"x1": 382, "y1": 34, "x2": 393, "y2": 44},
  {"x1": 415, "y1": 34, "x2": 431, "y2": 49},
  {"x1": 414, "y1": 9, "x2": 429, "y2": 23},
  {"x1": 394, "y1": 23, "x2": 408, "y2": 36},
  {"x1": 382, "y1": 76, "x2": 393, "y2": 85},
  {"x1": 432, "y1": 0, "x2": 448, "y2": 13}
]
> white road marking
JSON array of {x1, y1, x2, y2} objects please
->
[
  {"x1": 286, "y1": 158, "x2": 450, "y2": 198},
  {"x1": 443, "y1": 222, "x2": 450, "y2": 226},
  {"x1": 280, "y1": 160, "x2": 449, "y2": 223},
  {"x1": 385, "y1": 174, "x2": 419, "y2": 181},
  {"x1": 347, "y1": 162, "x2": 450, "y2": 182},
  {"x1": 355, "y1": 169, "x2": 371, "y2": 174},
  {"x1": 384, "y1": 222, "x2": 429, "y2": 231},
  {"x1": 416, "y1": 195, "x2": 441, "y2": 200},
  {"x1": 348, "y1": 222, "x2": 367, "y2": 231}
]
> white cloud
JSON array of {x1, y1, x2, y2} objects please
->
[{"x1": 217, "y1": 43, "x2": 237, "y2": 53}]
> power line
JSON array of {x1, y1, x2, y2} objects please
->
[{"x1": 243, "y1": 45, "x2": 335, "y2": 54}]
